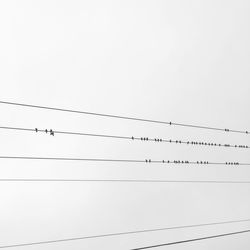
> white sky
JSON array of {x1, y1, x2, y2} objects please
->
[{"x1": 0, "y1": 0, "x2": 250, "y2": 249}]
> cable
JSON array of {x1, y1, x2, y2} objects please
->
[
  {"x1": 0, "y1": 126, "x2": 249, "y2": 150},
  {"x1": 1, "y1": 179, "x2": 250, "y2": 184},
  {"x1": 0, "y1": 219, "x2": 249, "y2": 248},
  {"x1": 130, "y1": 229, "x2": 250, "y2": 249},
  {"x1": 0, "y1": 100, "x2": 249, "y2": 135},
  {"x1": 0, "y1": 156, "x2": 247, "y2": 166}
]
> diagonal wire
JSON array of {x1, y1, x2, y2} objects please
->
[
  {"x1": 0, "y1": 179, "x2": 250, "y2": 184},
  {"x1": 130, "y1": 229, "x2": 250, "y2": 249},
  {"x1": 0, "y1": 219, "x2": 250, "y2": 248},
  {"x1": 0, "y1": 100, "x2": 249, "y2": 134},
  {"x1": 0, "y1": 126, "x2": 249, "y2": 149},
  {"x1": 0, "y1": 156, "x2": 248, "y2": 166}
]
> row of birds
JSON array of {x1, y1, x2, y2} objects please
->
[
  {"x1": 145, "y1": 159, "x2": 240, "y2": 165},
  {"x1": 33, "y1": 128, "x2": 248, "y2": 149},
  {"x1": 132, "y1": 137, "x2": 248, "y2": 148}
]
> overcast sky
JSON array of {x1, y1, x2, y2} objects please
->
[{"x1": 0, "y1": 0, "x2": 250, "y2": 249}]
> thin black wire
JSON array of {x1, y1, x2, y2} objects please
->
[
  {"x1": 1, "y1": 179, "x2": 250, "y2": 184},
  {"x1": 0, "y1": 126, "x2": 249, "y2": 149},
  {"x1": 130, "y1": 229, "x2": 250, "y2": 249},
  {"x1": 0, "y1": 156, "x2": 247, "y2": 166},
  {"x1": 0, "y1": 156, "x2": 143, "y2": 163},
  {"x1": 0, "y1": 100, "x2": 249, "y2": 135},
  {"x1": 0, "y1": 219, "x2": 249, "y2": 249}
]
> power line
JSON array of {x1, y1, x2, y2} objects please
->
[
  {"x1": 130, "y1": 229, "x2": 250, "y2": 249},
  {"x1": 0, "y1": 179, "x2": 250, "y2": 184},
  {"x1": 0, "y1": 126, "x2": 249, "y2": 150},
  {"x1": 0, "y1": 100, "x2": 249, "y2": 135},
  {"x1": 0, "y1": 156, "x2": 247, "y2": 166},
  {"x1": 0, "y1": 219, "x2": 249, "y2": 248}
]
